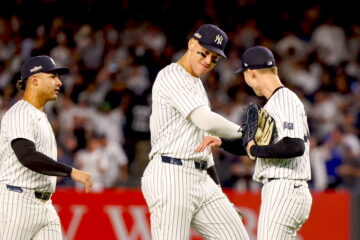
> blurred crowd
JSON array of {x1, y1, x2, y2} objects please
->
[{"x1": 0, "y1": 1, "x2": 360, "y2": 193}]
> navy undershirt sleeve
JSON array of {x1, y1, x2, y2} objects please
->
[
  {"x1": 250, "y1": 137, "x2": 305, "y2": 158},
  {"x1": 11, "y1": 138, "x2": 72, "y2": 177}
]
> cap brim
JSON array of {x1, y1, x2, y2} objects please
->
[
  {"x1": 198, "y1": 42, "x2": 227, "y2": 59},
  {"x1": 46, "y1": 67, "x2": 69, "y2": 76}
]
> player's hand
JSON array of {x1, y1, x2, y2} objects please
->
[
  {"x1": 70, "y1": 168, "x2": 93, "y2": 193},
  {"x1": 195, "y1": 136, "x2": 222, "y2": 152},
  {"x1": 246, "y1": 139, "x2": 256, "y2": 153},
  {"x1": 246, "y1": 139, "x2": 257, "y2": 160}
]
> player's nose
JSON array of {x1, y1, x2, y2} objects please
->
[
  {"x1": 56, "y1": 78, "x2": 62, "y2": 87},
  {"x1": 204, "y1": 55, "x2": 212, "y2": 65}
]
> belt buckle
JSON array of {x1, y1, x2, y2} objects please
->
[
  {"x1": 200, "y1": 162, "x2": 207, "y2": 170},
  {"x1": 40, "y1": 192, "x2": 46, "y2": 200},
  {"x1": 35, "y1": 191, "x2": 51, "y2": 201},
  {"x1": 195, "y1": 161, "x2": 207, "y2": 170}
]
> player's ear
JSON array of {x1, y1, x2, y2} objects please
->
[
  {"x1": 29, "y1": 75, "x2": 39, "y2": 87},
  {"x1": 188, "y1": 38, "x2": 196, "y2": 50},
  {"x1": 248, "y1": 69, "x2": 256, "y2": 79}
]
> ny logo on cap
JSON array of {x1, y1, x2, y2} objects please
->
[{"x1": 214, "y1": 35, "x2": 223, "y2": 45}]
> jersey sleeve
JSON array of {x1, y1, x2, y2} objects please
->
[
  {"x1": 160, "y1": 69, "x2": 209, "y2": 118},
  {"x1": 5, "y1": 106, "x2": 35, "y2": 143},
  {"x1": 268, "y1": 90, "x2": 308, "y2": 140}
]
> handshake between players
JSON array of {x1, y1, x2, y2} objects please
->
[{"x1": 196, "y1": 103, "x2": 277, "y2": 158}]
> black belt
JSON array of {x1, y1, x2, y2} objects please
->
[
  {"x1": 6, "y1": 185, "x2": 52, "y2": 201},
  {"x1": 161, "y1": 156, "x2": 208, "y2": 170},
  {"x1": 268, "y1": 178, "x2": 280, "y2": 182}
]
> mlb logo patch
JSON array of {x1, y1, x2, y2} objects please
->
[{"x1": 283, "y1": 122, "x2": 294, "y2": 130}]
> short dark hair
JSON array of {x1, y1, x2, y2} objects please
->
[{"x1": 16, "y1": 79, "x2": 26, "y2": 91}]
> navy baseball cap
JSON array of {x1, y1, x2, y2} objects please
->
[
  {"x1": 193, "y1": 24, "x2": 228, "y2": 58},
  {"x1": 234, "y1": 46, "x2": 276, "y2": 73},
  {"x1": 21, "y1": 56, "x2": 69, "y2": 80}
]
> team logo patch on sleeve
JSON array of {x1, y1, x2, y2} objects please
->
[{"x1": 283, "y1": 122, "x2": 294, "y2": 130}]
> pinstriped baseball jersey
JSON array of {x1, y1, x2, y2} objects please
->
[
  {"x1": 253, "y1": 87, "x2": 311, "y2": 182},
  {"x1": 149, "y1": 63, "x2": 214, "y2": 163},
  {"x1": 142, "y1": 61, "x2": 250, "y2": 239},
  {"x1": 0, "y1": 100, "x2": 57, "y2": 192}
]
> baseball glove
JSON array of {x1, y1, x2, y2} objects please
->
[
  {"x1": 241, "y1": 103, "x2": 277, "y2": 159},
  {"x1": 241, "y1": 103, "x2": 259, "y2": 149},
  {"x1": 256, "y1": 107, "x2": 276, "y2": 146}
]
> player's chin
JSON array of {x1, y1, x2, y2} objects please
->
[
  {"x1": 195, "y1": 68, "x2": 210, "y2": 78},
  {"x1": 49, "y1": 94, "x2": 58, "y2": 100}
]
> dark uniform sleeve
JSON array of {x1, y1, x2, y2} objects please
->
[
  {"x1": 220, "y1": 137, "x2": 247, "y2": 155},
  {"x1": 250, "y1": 137, "x2": 305, "y2": 158},
  {"x1": 11, "y1": 138, "x2": 72, "y2": 177}
]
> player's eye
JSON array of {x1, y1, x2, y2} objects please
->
[
  {"x1": 211, "y1": 58, "x2": 219, "y2": 64},
  {"x1": 197, "y1": 51, "x2": 206, "y2": 58},
  {"x1": 197, "y1": 51, "x2": 219, "y2": 64}
]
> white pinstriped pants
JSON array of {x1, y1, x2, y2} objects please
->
[
  {"x1": 141, "y1": 156, "x2": 250, "y2": 240},
  {"x1": 257, "y1": 179, "x2": 312, "y2": 240},
  {"x1": 0, "y1": 184, "x2": 62, "y2": 240}
]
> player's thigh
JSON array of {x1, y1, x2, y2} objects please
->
[
  {"x1": 141, "y1": 162, "x2": 194, "y2": 240},
  {"x1": 192, "y1": 191, "x2": 250, "y2": 240},
  {"x1": 258, "y1": 181, "x2": 312, "y2": 240},
  {"x1": 32, "y1": 202, "x2": 62, "y2": 240},
  {"x1": 32, "y1": 221, "x2": 62, "y2": 240},
  {"x1": 0, "y1": 189, "x2": 38, "y2": 240}
]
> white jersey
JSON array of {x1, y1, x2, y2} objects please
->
[
  {"x1": 253, "y1": 87, "x2": 311, "y2": 182},
  {"x1": 0, "y1": 100, "x2": 57, "y2": 192},
  {"x1": 142, "y1": 62, "x2": 250, "y2": 240},
  {"x1": 149, "y1": 63, "x2": 213, "y2": 163}
]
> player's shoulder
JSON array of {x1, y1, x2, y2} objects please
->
[
  {"x1": 285, "y1": 88, "x2": 304, "y2": 105},
  {"x1": 3, "y1": 100, "x2": 35, "y2": 120},
  {"x1": 269, "y1": 87, "x2": 306, "y2": 113},
  {"x1": 9, "y1": 100, "x2": 34, "y2": 113},
  {"x1": 273, "y1": 87, "x2": 302, "y2": 103},
  {"x1": 157, "y1": 63, "x2": 187, "y2": 81}
]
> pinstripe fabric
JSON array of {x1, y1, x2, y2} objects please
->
[
  {"x1": 254, "y1": 88, "x2": 311, "y2": 182},
  {"x1": 0, "y1": 185, "x2": 62, "y2": 240},
  {"x1": 142, "y1": 63, "x2": 249, "y2": 239},
  {"x1": 257, "y1": 179, "x2": 312, "y2": 240},
  {"x1": 0, "y1": 100, "x2": 61, "y2": 239},
  {"x1": 0, "y1": 100, "x2": 57, "y2": 192},
  {"x1": 141, "y1": 156, "x2": 249, "y2": 240},
  {"x1": 253, "y1": 88, "x2": 312, "y2": 239},
  {"x1": 149, "y1": 63, "x2": 213, "y2": 162}
]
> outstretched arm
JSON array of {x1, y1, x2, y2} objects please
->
[
  {"x1": 189, "y1": 106, "x2": 243, "y2": 138},
  {"x1": 196, "y1": 136, "x2": 247, "y2": 155},
  {"x1": 11, "y1": 138, "x2": 93, "y2": 192}
]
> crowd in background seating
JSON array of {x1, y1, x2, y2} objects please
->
[{"x1": 0, "y1": 0, "x2": 360, "y2": 193}]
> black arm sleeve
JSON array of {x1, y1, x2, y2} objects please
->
[
  {"x1": 207, "y1": 165, "x2": 221, "y2": 185},
  {"x1": 250, "y1": 137, "x2": 305, "y2": 158},
  {"x1": 220, "y1": 137, "x2": 247, "y2": 155},
  {"x1": 11, "y1": 138, "x2": 72, "y2": 177}
]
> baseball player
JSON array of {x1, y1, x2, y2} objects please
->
[
  {"x1": 196, "y1": 46, "x2": 312, "y2": 240},
  {"x1": 0, "y1": 56, "x2": 93, "y2": 240},
  {"x1": 141, "y1": 24, "x2": 250, "y2": 240}
]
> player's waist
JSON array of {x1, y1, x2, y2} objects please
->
[
  {"x1": 259, "y1": 177, "x2": 309, "y2": 184},
  {"x1": 1, "y1": 184, "x2": 53, "y2": 201},
  {"x1": 153, "y1": 155, "x2": 208, "y2": 170},
  {"x1": 149, "y1": 148, "x2": 210, "y2": 162}
]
